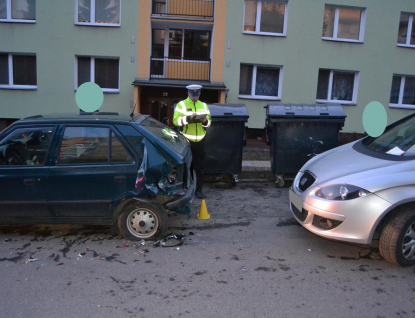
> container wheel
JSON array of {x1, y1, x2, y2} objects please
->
[
  {"x1": 379, "y1": 207, "x2": 415, "y2": 266},
  {"x1": 231, "y1": 176, "x2": 239, "y2": 187},
  {"x1": 118, "y1": 203, "x2": 167, "y2": 240},
  {"x1": 275, "y1": 175, "x2": 285, "y2": 188}
]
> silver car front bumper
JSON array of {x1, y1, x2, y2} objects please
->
[{"x1": 289, "y1": 184, "x2": 392, "y2": 245}]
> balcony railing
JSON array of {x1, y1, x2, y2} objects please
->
[
  {"x1": 150, "y1": 57, "x2": 211, "y2": 81},
  {"x1": 152, "y1": 0, "x2": 214, "y2": 19}
]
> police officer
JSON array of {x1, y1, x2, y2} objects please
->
[{"x1": 173, "y1": 84, "x2": 211, "y2": 199}]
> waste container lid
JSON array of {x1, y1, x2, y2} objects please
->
[
  {"x1": 266, "y1": 103, "x2": 346, "y2": 118},
  {"x1": 208, "y1": 104, "x2": 249, "y2": 121}
]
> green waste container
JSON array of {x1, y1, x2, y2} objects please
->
[
  {"x1": 265, "y1": 103, "x2": 346, "y2": 187},
  {"x1": 203, "y1": 104, "x2": 249, "y2": 185}
]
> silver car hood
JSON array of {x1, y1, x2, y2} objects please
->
[{"x1": 303, "y1": 141, "x2": 415, "y2": 192}]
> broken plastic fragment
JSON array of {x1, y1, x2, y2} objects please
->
[
  {"x1": 164, "y1": 233, "x2": 185, "y2": 241},
  {"x1": 26, "y1": 257, "x2": 38, "y2": 264},
  {"x1": 153, "y1": 241, "x2": 166, "y2": 248},
  {"x1": 140, "y1": 249, "x2": 149, "y2": 254}
]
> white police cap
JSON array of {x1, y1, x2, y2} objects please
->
[{"x1": 186, "y1": 84, "x2": 202, "y2": 92}]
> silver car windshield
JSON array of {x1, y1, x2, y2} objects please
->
[{"x1": 363, "y1": 115, "x2": 415, "y2": 156}]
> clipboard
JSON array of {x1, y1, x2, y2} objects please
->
[{"x1": 195, "y1": 114, "x2": 207, "y2": 120}]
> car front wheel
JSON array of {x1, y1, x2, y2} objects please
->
[
  {"x1": 379, "y1": 208, "x2": 415, "y2": 266},
  {"x1": 118, "y1": 203, "x2": 167, "y2": 241}
]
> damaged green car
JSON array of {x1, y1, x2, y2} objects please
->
[{"x1": 0, "y1": 112, "x2": 195, "y2": 240}]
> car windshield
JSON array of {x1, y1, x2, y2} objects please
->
[
  {"x1": 363, "y1": 115, "x2": 415, "y2": 156},
  {"x1": 138, "y1": 116, "x2": 188, "y2": 154}
]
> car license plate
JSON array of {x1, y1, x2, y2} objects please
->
[{"x1": 289, "y1": 189, "x2": 303, "y2": 212}]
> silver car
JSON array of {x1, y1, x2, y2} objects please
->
[{"x1": 289, "y1": 113, "x2": 415, "y2": 266}]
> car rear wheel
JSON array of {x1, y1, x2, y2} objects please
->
[
  {"x1": 118, "y1": 203, "x2": 167, "y2": 241},
  {"x1": 379, "y1": 208, "x2": 415, "y2": 266}
]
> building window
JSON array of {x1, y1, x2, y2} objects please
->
[
  {"x1": 0, "y1": 53, "x2": 37, "y2": 89},
  {"x1": 322, "y1": 5, "x2": 365, "y2": 42},
  {"x1": 150, "y1": 28, "x2": 211, "y2": 80},
  {"x1": 397, "y1": 13, "x2": 415, "y2": 47},
  {"x1": 167, "y1": 29, "x2": 211, "y2": 60},
  {"x1": 390, "y1": 75, "x2": 415, "y2": 109},
  {"x1": 76, "y1": 0, "x2": 120, "y2": 26},
  {"x1": 316, "y1": 69, "x2": 359, "y2": 104},
  {"x1": 0, "y1": 0, "x2": 36, "y2": 22},
  {"x1": 76, "y1": 56, "x2": 119, "y2": 92},
  {"x1": 243, "y1": 0, "x2": 288, "y2": 36},
  {"x1": 239, "y1": 64, "x2": 282, "y2": 100}
]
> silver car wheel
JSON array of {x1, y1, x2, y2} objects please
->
[
  {"x1": 402, "y1": 219, "x2": 415, "y2": 260},
  {"x1": 379, "y1": 209, "x2": 415, "y2": 266},
  {"x1": 126, "y1": 208, "x2": 159, "y2": 239}
]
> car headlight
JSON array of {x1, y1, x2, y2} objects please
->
[{"x1": 315, "y1": 184, "x2": 370, "y2": 200}]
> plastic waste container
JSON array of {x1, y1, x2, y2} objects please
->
[
  {"x1": 203, "y1": 104, "x2": 249, "y2": 185},
  {"x1": 265, "y1": 103, "x2": 346, "y2": 187}
]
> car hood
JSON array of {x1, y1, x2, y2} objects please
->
[{"x1": 303, "y1": 141, "x2": 415, "y2": 193}]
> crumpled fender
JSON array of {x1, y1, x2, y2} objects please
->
[{"x1": 134, "y1": 138, "x2": 171, "y2": 196}]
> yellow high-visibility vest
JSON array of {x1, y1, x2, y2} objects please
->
[{"x1": 173, "y1": 97, "x2": 211, "y2": 142}]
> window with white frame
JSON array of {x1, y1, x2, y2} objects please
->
[
  {"x1": 316, "y1": 69, "x2": 359, "y2": 104},
  {"x1": 0, "y1": 53, "x2": 37, "y2": 89},
  {"x1": 239, "y1": 64, "x2": 282, "y2": 100},
  {"x1": 76, "y1": 0, "x2": 120, "y2": 26},
  {"x1": 243, "y1": 0, "x2": 288, "y2": 36},
  {"x1": 397, "y1": 13, "x2": 415, "y2": 47},
  {"x1": 0, "y1": 0, "x2": 36, "y2": 22},
  {"x1": 322, "y1": 5, "x2": 365, "y2": 42},
  {"x1": 390, "y1": 75, "x2": 415, "y2": 108},
  {"x1": 76, "y1": 56, "x2": 119, "y2": 92}
]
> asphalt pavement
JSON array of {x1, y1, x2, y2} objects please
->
[{"x1": 0, "y1": 143, "x2": 414, "y2": 318}]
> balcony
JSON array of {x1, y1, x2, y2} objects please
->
[
  {"x1": 152, "y1": 0, "x2": 214, "y2": 19},
  {"x1": 150, "y1": 57, "x2": 211, "y2": 81}
]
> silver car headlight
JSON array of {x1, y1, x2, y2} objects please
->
[{"x1": 315, "y1": 184, "x2": 370, "y2": 200}]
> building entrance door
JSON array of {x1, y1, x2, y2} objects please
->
[{"x1": 143, "y1": 98, "x2": 180, "y2": 127}]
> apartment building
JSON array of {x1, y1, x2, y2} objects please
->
[
  {"x1": 0, "y1": 0, "x2": 139, "y2": 130},
  {"x1": 1, "y1": 0, "x2": 414, "y2": 138},
  {"x1": 133, "y1": 0, "x2": 227, "y2": 126},
  {"x1": 224, "y1": 0, "x2": 415, "y2": 137}
]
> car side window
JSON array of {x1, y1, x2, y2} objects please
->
[
  {"x1": 111, "y1": 132, "x2": 133, "y2": 163},
  {"x1": 0, "y1": 127, "x2": 54, "y2": 166},
  {"x1": 58, "y1": 126, "x2": 133, "y2": 165}
]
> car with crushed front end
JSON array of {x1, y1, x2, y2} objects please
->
[
  {"x1": 0, "y1": 112, "x2": 195, "y2": 240},
  {"x1": 289, "y1": 113, "x2": 415, "y2": 266}
]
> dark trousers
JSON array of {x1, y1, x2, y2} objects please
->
[{"x1": 190, "y1": 139, "x2": 205, "y2": 193}]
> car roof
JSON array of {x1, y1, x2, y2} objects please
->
[{"x1": 15, "y1": 112, "x2": 145, "y2": 125}]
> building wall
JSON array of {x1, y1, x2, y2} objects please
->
[
  {"x1": 0, "y1": 1, "x2": 139, "y2": 119},
  {"x1": 223, "y1": 0, "x2": 415, "y2": 133}
]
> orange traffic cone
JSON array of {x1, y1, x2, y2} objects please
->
[{"x1": 197, "y1": 199, "x2": 210, "y2": 219}]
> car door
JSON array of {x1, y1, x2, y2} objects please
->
[
  {"x1": 0, "y1": 126, "x2": 55, "y2": 220},
  {"x1": 47, "y1": 125, "x2": 138, "y2": 218}
]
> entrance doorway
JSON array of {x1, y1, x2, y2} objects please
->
[
  {"x1": 138, "y1": 85, "x2": 224, "y2": 127},
  {"x1": 143, "y1": 98, "x2": 180, "y2": 127}
]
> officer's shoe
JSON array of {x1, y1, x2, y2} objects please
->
[{"x1": 195, "y1": 191, "x2": 205, "y2": 199}]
